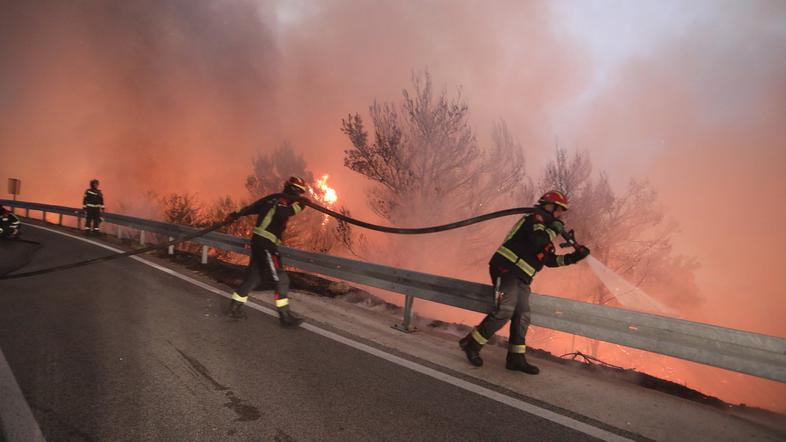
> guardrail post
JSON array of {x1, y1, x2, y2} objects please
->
[
  {"x1": 140, "y1": 230, "x2": 145, "y2": 245},
  {"x1": 25, "y1": 208, "x2": 29, "y2": 218},
  {"x1": 201, "y1": 246, "x2": 208, "y2": 264},
  {"x1": 77, "y1": 213, "x2": 83, "y2": 231},
  {"x1": 42, "y1": 210, "x2": 47, "y2": 223},
  {"x1": 117, "y1": 225, "x2": 122, "y2": 240},
  {"x1": 393, "y1": 295, "x2": 416, "y2": 333},
  {"x1": 168, "y1": 237, "x2": 174, "y2": 255},
  {"x1": 58, "y1": 213, "x2": 63, "y2": 225}
]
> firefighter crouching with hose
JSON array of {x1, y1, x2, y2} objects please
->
[
  {"x1": 459, "y1": 191, "x2": 590, "y2": 375},
  {"x1": 0, "y1": 206, "x2": 22, "y2": 239},
  {"x1": 224, "y1": 176, "x2": 309, "y2": 327}
]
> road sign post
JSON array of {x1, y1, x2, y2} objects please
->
[{"x1": 8, "y1": 178, "x2": 21, "y2": 201}]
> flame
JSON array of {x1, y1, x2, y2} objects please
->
[
  {"x1": 308, "y1": 174, "x2": 338, "y2": 225},
  {"x1": 317, "y1": 175, "x2": 338, "y2": 204}
]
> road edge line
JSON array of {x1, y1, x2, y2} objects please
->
[{"x1": 22, "y1": 223, "x2": 634, "y2": 442}]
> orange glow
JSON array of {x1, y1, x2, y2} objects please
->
[
  {"x1": 1, "y1": 0, "x2": 784, "y2": 414},
  {"x1": 309, "y1": 174, "x2": 338, "y2": 225},
  {"x1": 315, "y1": 174, "x2": 338, "y2": 205}
]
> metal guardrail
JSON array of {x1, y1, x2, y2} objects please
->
[{"x1": 3, "y1": 198, "x2": 786, "y2": 383}]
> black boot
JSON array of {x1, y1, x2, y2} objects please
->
[
  {"x1": 226, "y1": 300, "x2": 247, "y2": 320},
  {"x1": 278, "y1": 307, "x2": 303, "y2": 327},
  {"x1": 505, "y1": 352, "x2": 539, "y2": 375},
  {"x1": 459, "y1": 334, "x2": 484, "y2": 367}
]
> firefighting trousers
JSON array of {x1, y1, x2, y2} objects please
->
[
  {"x1": 235, "y1": 236, "x2": 290, "y2": 302},
  {"x1": 85, "y1": 208, "x2": 102, "y2": 231},
  {"x1": 475, "y1": 269, "x2": 532, "y2": 348}
]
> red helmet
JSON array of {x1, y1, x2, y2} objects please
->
[
  {"x1": 285, "y1": 176, "x2": 307, "y2": 193},
  {"x1": 538, "y1": 190, "x2": 569, "y2": 210}
]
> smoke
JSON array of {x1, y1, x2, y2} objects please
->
[
  {"x1": 545, "y1": 0, "x2": 786, "y2": 412},
  {"x1": 2, "y1": 0, "x2": 785, "y2": 412},
  {"x1": 0, "y1": 0, "x2": 281, "y2": 209},
  {"x1": 0, "y1": 0, "x2": 589, "y2": 216},
  {"x1": 558, "y1": 0, "x2": 786, "y2": 337},
  {"x1": 585, "y1": 256, "x2": 676, "y2": 315}
]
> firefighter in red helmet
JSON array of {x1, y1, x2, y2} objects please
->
[
  {"x1": 459, "y1": 190, "x2": 590, "y2": 374},
  {"x1": 225, "y1": 176, "x2": 308, "y2": 326}
]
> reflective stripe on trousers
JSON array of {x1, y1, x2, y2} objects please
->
[
  {"x1": 474, "y1": 270, "x2": 532, "y2": 349},
  {"x1": 84, "y1": 207, "x2": 102, "y2": 231},
  {"x1": 235, "y1": 237, "x2": 291, "y2": 303}
]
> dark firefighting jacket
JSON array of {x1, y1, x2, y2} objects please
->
[
  {"x1": 239, "y1": 193, "x2": 305, "y2": 245},
  {"x1": 489, "y1": 208, "x2": 579, "y2": 284},
  {"x1": 0, "y1": 211, "x2": 21, "y2": 238},
  {"x1": 83, "y1": 188, "x2": 104, "y2": 210}
]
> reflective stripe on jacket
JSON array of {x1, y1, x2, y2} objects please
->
[
  {"x1": 83, "y1": 189, "x2": 104, "y2": 209},
  {"x1": 240, "y1": 194, "x2": 304, "y2": 244},
  {"x1": 489, "y1": 209, "x2": 572, "y2": 283}
]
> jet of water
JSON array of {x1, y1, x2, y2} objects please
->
[{"x1": 585, "y1": 255, "x2": 675, "y2": 316}]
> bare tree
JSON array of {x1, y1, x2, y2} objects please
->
[
  {"x1": 245, "y1": 141, "x2": 314, "y2": 198},
  {"x1": 342, "y1": 70, "x2": 480, "y2": 225},
  {"x1": 342, "y1": 71, "x2": 535, "y2": 276},
  {"x1": 471, "y1": 120, "x2": 534, "y2": 211},
  {"x1": 158, "y1": 193, "x2": 205, "y2": 254},
  {"x1": 539, "y1": 146, "x2": 592, "y2": 200},
  {"x1": 459, "y1": 120, "x2": 535, "y2": 267},
  {"x1": 539, "y1": 146, "x2": 702, "y2": 356},
  {"x1": 202, "y1": 195, "x2": 255, "y2": 261},
  {"x1": 159, "y1": 193, "x2": 203, "y2": 226}
]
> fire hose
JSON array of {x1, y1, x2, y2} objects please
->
[{"x1": 0, "y1": 193, "x2": 579, "y2": 280}]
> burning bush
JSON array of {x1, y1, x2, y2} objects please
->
[{"x1": 245, "y1": 142, "x2": 361, "y2": 255}]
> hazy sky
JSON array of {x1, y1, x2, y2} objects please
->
[{"x1": 1, "y1": 0, "x2": 784, "y2": 410}]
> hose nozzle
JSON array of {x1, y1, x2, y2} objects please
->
[{"x1": 559, "y1": 229, "x2": 578, "y2": 249}]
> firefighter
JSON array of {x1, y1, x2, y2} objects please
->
[
  {"x1": 459, "y1": 190, "x2": 590, "y2": 375},
  {"x1": 0, "y1": 206, "x2": 21, "y2": 239},
  {"x1": 225, "y1": 176, "x2": 308, "y2": 326},
  {"x1": 82, "y1": 179, "x2": 104, "y2": 235}
]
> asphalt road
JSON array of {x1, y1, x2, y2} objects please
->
[{"x1": 0, "y1": 226, "x2": 602, "y2": 441}]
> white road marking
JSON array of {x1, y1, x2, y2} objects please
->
[
  {"x1": 0, "y1": 348, "x2": 46, "y2": 442},
  {"x1": 20, "y1": 223, "x2": 634, "y2": 441}
]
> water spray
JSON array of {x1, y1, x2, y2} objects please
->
[
  {"x1": 585, "y1": 256, "x2": 675, "y2": 315},
  {"x1": 559, "y1": 226, "x2": 674, "y2": 315}
]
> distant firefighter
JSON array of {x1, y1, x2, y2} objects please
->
[
  {"x1": 459, "y1": 191, "x2": 590, "y2": 375},
  {"x1": 82, "y1": 179, "x2": 104, "y2": 235},
  {"x1": 225, "y1": 176, "x2": 309, "y2": 327},
  {"x1": 0, "y1": 206, "x2": 21, "y2": 239}
]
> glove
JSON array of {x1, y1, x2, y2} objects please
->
[
  {"x1": 569, "y1": 245, "x2": 590, "y2": 263},
  {"x1": 548, "y1": 219, "x2": 564, "y2": 235}
]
